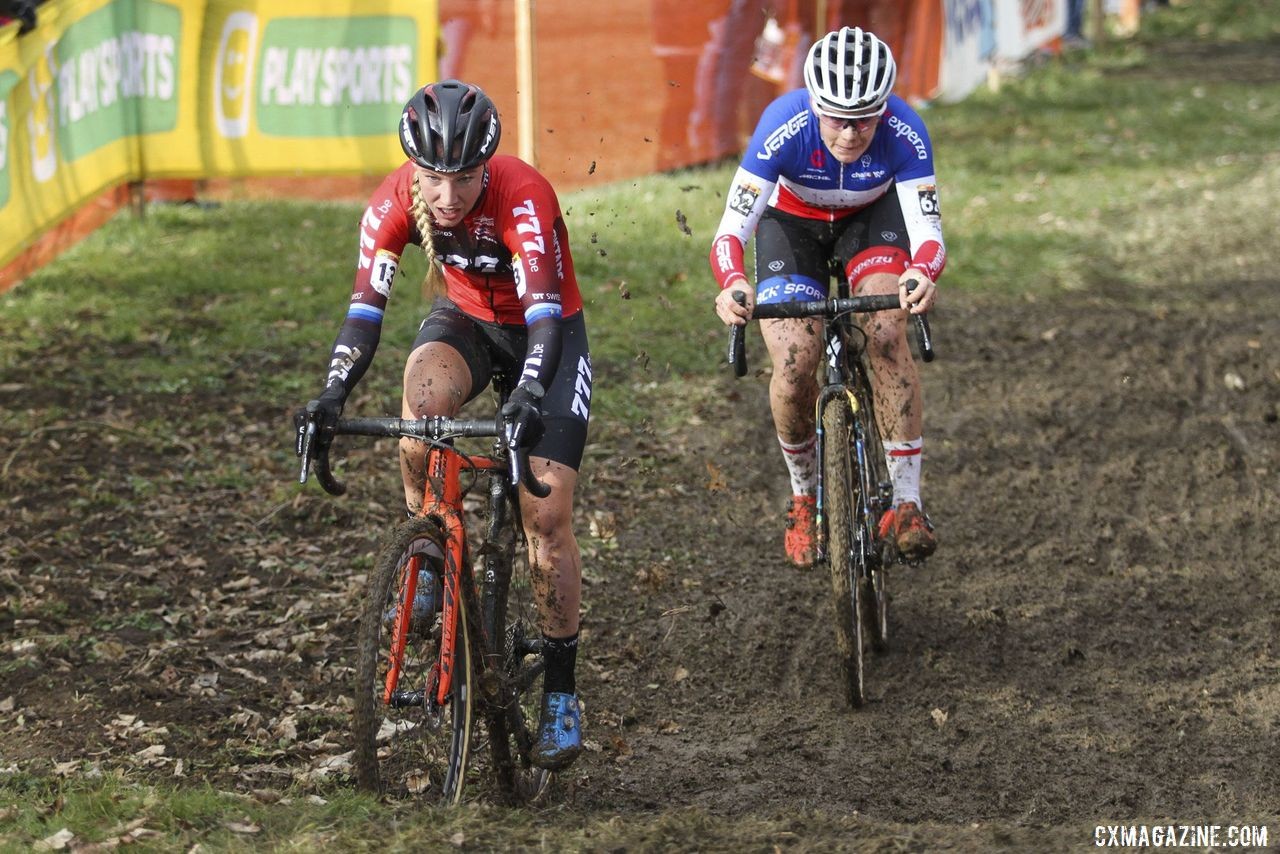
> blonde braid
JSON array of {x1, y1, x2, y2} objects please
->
[{"x1": 410, "y1": 173, "x2": 445, "y2": 300}]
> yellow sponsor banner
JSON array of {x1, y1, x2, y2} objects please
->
[
  {"x1": 1, "y1": 0, "x2": 159, "y2": 267},
  {"x1": 0, "y1": 0, "x2": 436, "y2": 273},
  {"x1": 201, "y1": 0, "x2": 436, "y2": 175}
]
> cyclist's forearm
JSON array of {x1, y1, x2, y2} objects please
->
[
  {"x1": 517, "y1": 315, "x2": 562, "y2": 391},
  {"x1": 323, "y1": 320, "x2": 381, "y2": 398},
  {"x1": 895, "y1": 176, "x2": 946, "y2": 281},
  {"x1": 710, "y1": 234, "x2": 750, "y2": 291}
]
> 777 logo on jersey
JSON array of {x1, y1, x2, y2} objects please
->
[{"x1": 917, "y1": 184, "x2": 940, "y2": 217}]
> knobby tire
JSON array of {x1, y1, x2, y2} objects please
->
[
  {"x1": 822, "y1": 399, "x2": 866, "y2": 708},
  {"x1": 352, "y1": 516, "x2": 474, "y2": 802},
  {"x1": 481, "y1": 528, "x2": 552, "y2": 805}
]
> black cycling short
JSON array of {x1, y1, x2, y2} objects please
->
[
  {"x1": 753, "y1": 188, "x2": 912, "y2": 304},
  {"x1": 413, "y1": 298, "x2": 592, "y2": 471}
]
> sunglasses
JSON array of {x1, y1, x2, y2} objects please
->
[{"x1": 816, "y1": 112, "x2": 880, "y2": 132}]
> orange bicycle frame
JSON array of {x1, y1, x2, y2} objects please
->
[{"x1": 382, "y1": 441, "x2": 504, "y2": 708}]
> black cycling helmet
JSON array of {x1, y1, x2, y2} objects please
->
[{"x1": 399, "y1": 79, "x2": 501, "y2": 173}]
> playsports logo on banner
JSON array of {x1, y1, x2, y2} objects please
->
[
  {"x1": 0, "y1": 0, "x2": 437, "y2": 275},
  {"x1": 201, "y1": 1, "x2": 435, "y2": 173},
  {"x1": 213, "y1": 9, "x2": 418, "y2": 140}
]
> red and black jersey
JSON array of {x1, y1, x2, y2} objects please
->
[
  {"x1": 351, "y1": 156, "x2": 582, "y2": 327},
  {"x1": 319, "y1": 156, "x2": 583, "y2": 399}
]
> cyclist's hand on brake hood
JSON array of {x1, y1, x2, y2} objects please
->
[
  {"x1": 502, "y1": 382, "x2": 545, "y2": 451},
  {"x1": 293, "y1": 386, "x2": 345, "y2": 455},
  {"x1": 899, "y1": 270, "x2": 938, "y2": 316},
  {"x1": 715, "y1": 280, "x2": 754, "y2": 326}
]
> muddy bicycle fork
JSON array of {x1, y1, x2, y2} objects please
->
[{"x1": 384, "y1": 444, "x2": 506, "y2": 713}]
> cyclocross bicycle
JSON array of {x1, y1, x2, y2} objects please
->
[
  {"x1": 297, "y1": 387, "x2": 554, "y2": 804},
  {"x1": 728, "y1": 282, "x2": 934, "y2": 707}
]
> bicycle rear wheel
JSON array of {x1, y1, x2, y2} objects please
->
[
  {"x1": 481, "y1": 527, "x2": 552, "y2": 804},
  {"x1": 821, "y1": 398, "x2": 866, "y2": 708},
  {"x1": 352, "y1": 517, "x2": 474, "y2": 802}
]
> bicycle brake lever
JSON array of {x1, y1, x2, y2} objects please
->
[
  {"x1": 297, "y1": 421, "x2": 315, "y2": 484},
  {"x1": 914, "y1": 313, "x2": 935, "y2": 363},
  {"x1": 902, "y1": 278, "x2": 935, "y2": 363},
  {"x1": 510, "y1": 444, "x2": 552, "y2": 499},
  {"x1": 728, "y1": 291, "x2": 748, "y2": 378}
]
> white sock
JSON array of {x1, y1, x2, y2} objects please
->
[
  {"x1": 884, "y1": 437, "x2": 923, "y2": 508},
  {"x1": 778, "y1": 434, "x2": 818, "y2": 496}
]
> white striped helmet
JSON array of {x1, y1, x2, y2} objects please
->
[{"x1": 803, "y1": 27, "x2": 897, "y2": 118}]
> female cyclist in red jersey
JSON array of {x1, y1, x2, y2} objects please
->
[{"x1": 297, "y1": 80, "x2": 590, "y2": 771}]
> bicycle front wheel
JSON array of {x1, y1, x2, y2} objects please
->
[
  {"x1": 352, "y1": 517, "x2": 474, "y2": 802},
  {"x1": 821, "y1": 398, "x2": 866, "y2": 708}
]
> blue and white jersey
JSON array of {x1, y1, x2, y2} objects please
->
[{"x1": 710, "y1": 89, "x2": 946, "y2": 289}]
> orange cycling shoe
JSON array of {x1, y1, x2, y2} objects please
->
[
  {"x1": 878, "y1": 501, "x2": 937, "y2": 561},
  {"x1": 785, "y1": 494, "x2": 817, "y2": 566}
]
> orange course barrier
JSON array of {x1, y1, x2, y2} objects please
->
[
  {"x1": 2, "y1": 1, "x2": 946, "y2": 293},
  {"x1": 439, "y1": 0, "x2": 944, "y2": 182}
]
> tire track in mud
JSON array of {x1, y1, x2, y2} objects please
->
[
  {"x1": 2, "y1": 280, "x2": 1278, "y2": 838},
  {"x1": 576, "y1": 281, "x2": 1280, "y2": 826}
]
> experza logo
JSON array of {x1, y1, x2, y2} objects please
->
[{"x1": 513, "y1": 199, "x2": 545, "y2": 270}]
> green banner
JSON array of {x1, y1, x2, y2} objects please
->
[
  {"x1": 255, "y1": 16, "x2": 416, "y2": 137},
  {"x1": 0, "y1": 70, "x2": 15, "y2": 209},
  {"x1": 0, "y1": 0, "x2": 438, "y2": 276},
  {"x1": 53, "y1": 0, "x2": 182, "y2": 161}
]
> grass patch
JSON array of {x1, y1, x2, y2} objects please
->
[{"x1": 0, "y1": 775, "x2": 1075, "y2": 852}]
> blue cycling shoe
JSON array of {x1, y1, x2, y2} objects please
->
[{"x1": 530, "y1": 692, "x2": 583, "y2": 771}]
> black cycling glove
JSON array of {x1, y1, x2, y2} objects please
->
[
  {"x1": 501, "y1": 382, "x2": 545, "y2": 451},
  {"x1": 294, "y1": 386, "x2": 345, "y2": 456}
]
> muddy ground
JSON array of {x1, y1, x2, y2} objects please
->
[{"x1": 2, "y1": 278, "x2": 1279, "y2": 847}]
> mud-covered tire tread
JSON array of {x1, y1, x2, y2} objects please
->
[
  {"x1": 822, "y1": 400, "x2": 865, "y2": 708},
  {"x1": 352, "y1": 516, "x2": 473, "y2": 802},
  {"x1": 482, "y1": 550, "x2": 552, "y2": 805}
]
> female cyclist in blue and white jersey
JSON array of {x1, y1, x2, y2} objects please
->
[{"x1": 709, "y1": 27, "x2": 946, "y2": 566}]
